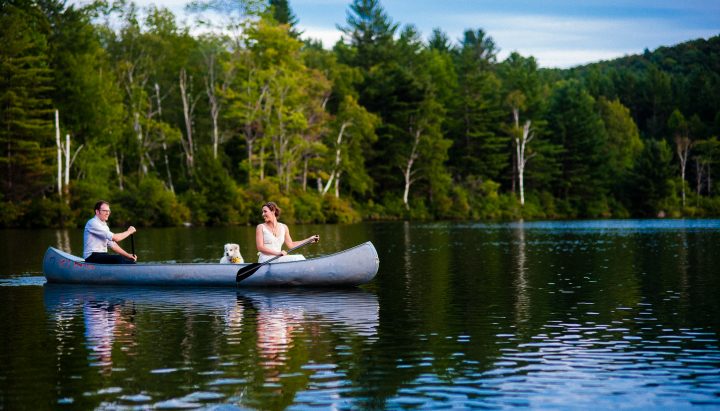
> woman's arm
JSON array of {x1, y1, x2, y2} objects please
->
[{"x1": 284, "y1": 224, "x2": 319, "y2": 248}]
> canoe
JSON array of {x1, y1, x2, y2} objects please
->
[
  {"x1": 42, "y1": 242, "x2": 379, "y2": 287},
  {"x1": 44, "y1": 285, "x2": 379, "y2": 336}
]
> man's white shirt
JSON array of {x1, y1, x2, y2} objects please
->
[{"x1": 83, "y1": 216, "x2": 115, "y2": 258}]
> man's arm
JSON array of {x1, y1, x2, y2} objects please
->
[
  {"x1": 112, "y1": 226, "x2": 136, "y2": 242},
  {"x1": 110, "y1": 242, "x2": 137, "y2": 262}
]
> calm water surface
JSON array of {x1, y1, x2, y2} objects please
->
[{"x1": 1, "y1": 220, "x2": 719, "y2": 409}]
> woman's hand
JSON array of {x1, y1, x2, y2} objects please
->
[{"x1": 310, "y1": 234, "x2": 320, "y2": 243}]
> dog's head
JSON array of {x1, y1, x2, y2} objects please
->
[
  {"x1": 223, "y1": 243, "x2": 243, "y2": 263},
  {"x1": 224, "y1": 243, "x2": 240, "y2": 257}
]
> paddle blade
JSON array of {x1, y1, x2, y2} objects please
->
[{"x1": 236, "y1": 263, "x2": 262, "y2": 283}]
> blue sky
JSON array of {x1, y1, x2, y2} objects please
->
[{"x1": 135, "y1": 0, "x2": 720, "y2": 68}]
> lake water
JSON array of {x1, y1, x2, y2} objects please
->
[{"x1": 1, "y1": 220, "x2": 720, "y2": 409}]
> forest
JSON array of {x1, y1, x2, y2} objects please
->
[{"x1": 2, "y1": 0, "x2": 720, "y2": 228}]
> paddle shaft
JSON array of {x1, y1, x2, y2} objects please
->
[
  {"x1": 130, "y1": 234, "x2": 135, "y2": 256},
  {"x1": 236, "y1": 236, "x2": 317, "y2": 283}
]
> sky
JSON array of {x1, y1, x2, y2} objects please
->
[{"x1": 130, "y1": 0, "x2": 720, "y2": 68}]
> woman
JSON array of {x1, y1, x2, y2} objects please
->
[{"x1": 256, "y1": 202, "x2": 319, "y2": 263}]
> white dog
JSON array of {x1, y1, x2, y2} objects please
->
[{"x1": 219, "y1": 243, "x2": 244, "y2": 264}]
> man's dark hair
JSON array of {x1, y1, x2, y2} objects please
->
[{"x1": 94, "y1": 200, "x2": 109, "y2": 212}]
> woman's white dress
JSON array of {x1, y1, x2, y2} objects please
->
[{"x1": 258, "y1": 223, "x2": 306, "y2": 263}]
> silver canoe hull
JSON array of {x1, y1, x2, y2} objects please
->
[{"x1": 43, "y1": 242, "x2": 379, "y2": 287}]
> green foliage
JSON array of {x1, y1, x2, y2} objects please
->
[
  {"x1": 70, "y1": 180, "x2": 112, "y2": 222},
  {"x1": 268, "y1": 0, "x2": 299, "y2": 35},
  {"x1": 18, "y1": 197, "x2": 74, "y2": 228},
  {"x1": 597, "y1": 97, "x2": 643, "y2": 174},
  {"x1": 113, "y1": 176, "x2": 190, "y2": 227},
  {"x1": 0, "y1": 198, "x2": 25, "y2": 227},
  {"x1": 338, "y1": 0, "x2": 398, "y2": 69},
  {"x1": 0, "y1": 4, "x2": 55, "y2": 201},
  {"x1": 627, "y1": 139, "x2": 674, "y2": 215},
  {"x1": 292, "y1": 191, "x2": 325, "y2": 223},
  {"x1": 186, "y1": 148, "x2": 252, "y2": 225},
  {"x1": 2, "y1": 2, "x2": 720, "y2": 228},
  {"x1": 546, "y1": 80, "x2": 609, "y2": 210},
  {"x1": 448, "y1": 29, "x2": 507, "y2": 181},
  {"x1": 323, "y1": 196, "x2": 362, "y2": 224}
]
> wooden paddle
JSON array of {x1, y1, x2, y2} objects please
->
[{"x1": 236, "y1": 235, "x2": 318, "y2": 283}]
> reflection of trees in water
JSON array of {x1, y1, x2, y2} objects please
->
[
  {"x1": 676, "y1": 230, "x2": 689, "y2": 304},
  {"x1": 513, "y1": 221, "x2": 531, "y2": 327},
  {"x1": 403, "y1": 221, "x2": 412, "y2": 283},
  {"x1": 55, "y1": 229, "x2": 71, "y2": 253}
]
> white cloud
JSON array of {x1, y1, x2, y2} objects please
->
[
  {"x1": 514, "y1": 49, "x2": 634, "y2": 68},
  {"x1": 299, "y1": 26, "x2": 344, "y2": 47},
  {"x1": 443, "y1": 12, "x2": 718, "y2": 67}
]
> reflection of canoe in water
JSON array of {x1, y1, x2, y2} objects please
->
[
  {"x1": 43, "y1": 242, "x2": 379, "y2": 287},
  {"x1": 43, "y1": 284, "x2": 380, "y2": 336}
]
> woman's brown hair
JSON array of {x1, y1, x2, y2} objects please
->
[{"x1": 263, "y1": 201, "x2": 281, "y2": 218}]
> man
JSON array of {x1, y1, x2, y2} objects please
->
[{"x1": 83, "y1": 200, "x2": 138, "y2": 264}]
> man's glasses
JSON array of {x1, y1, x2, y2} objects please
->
[{"x1": 99, "y1": 209, "x2": 111, "y2": 214}]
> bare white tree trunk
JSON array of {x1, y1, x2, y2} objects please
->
[
  {"x1": 402, "y1": 128, "x2": 421, "y2": 209},
  {"x1": 154, "y1": 83, "x2": 174, "y2": 193},
  {"x1": 302, "y1": 157, "x2": 308, "y2": 191},
  {"x1": 133, "y1": 112, "x2": 148, "y2": 176},
  {"x1": 179, "y1": 68, "x2": 198, "y2": 172},
  {"x1": 322, "y1": 122, "x2": 349, "y2": 196},
  {"x1": 123, "y1": 60, "x2": 150, "y2": 179},
  {"x1": 55, "y1": 110, "x2": 62, "y2": 197},
  {"x1": 271, "y1": 84, "x2": 290, "y2": 189},
  {"x1": 61, "y1": 135, "x2": 83, "y2": 192},
  {"x1": 243, "y1": 82, "x2": 269, "y2": 183},
  {"x1": 335, "y1": 170, "x2": 342, "y2": 198},
  {"x1": 259, "y1": 144, "x2": 265, "y2": 181},
  {"x1": 708, "y1": 163, "x2": 712, "y2": 195},
  {"x1": 205, "y1": 54, "x2": 221, "y2": 160},
  {"x1": 696, "y1": 159, "x2": 703, "y2": 196},
  {"x1": 675, "y1": 136, "x2": 692, "y2": 208},
  {"x1": 64, "y1": 134, "x2": 70, "y2": 187},
  {"x1": 114, "y1": 150, "x2": 124, "y2": 191},
  {"x1": 515, "y1": 120, "x2": 536, "y2": 206}
]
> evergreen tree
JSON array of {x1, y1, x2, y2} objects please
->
[
  {"x1": 546, "y1": 80, "x2": 609, "y2": 214},
  {"x1": 427, "y1": 28, "x2": 451, "y2": 52},
  {"x1": 43, "y1": 0, "x2": 125, "y2": 202},
  {"x1": 597, "y1": 97, "x2": 643, "y2": 179},
  {"x1": 269, "y1": 0, "x2": 299, "y2": 36},
  {"x1": 0, "y1": 3, "x2": 55, "y2": 202},
  {"x1": 627, "y1": 139, "x2": 674, "y2": 215},
  {"x1": 338, "y1": 0, "x2": 398, "y2": 71},
  {"x1": 447, "y1": 29, "x2": 506, "y2": 182}
]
